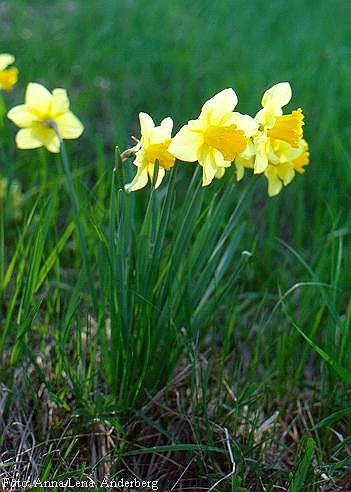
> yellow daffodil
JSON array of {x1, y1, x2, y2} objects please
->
[
  {"x1": 253, "y1": 82, "x2": 305, "y2": 174},
  {"x1": 264, "y1": 139, "x2": 309, "y2": 196},
  {"x1": 234, "y1": 82, "x2": 309, "y2": 197},
  {"x1": 125, "y1": 112, "x2": 175, "y2": 192},
  {"x1": 168, "y1": 89, "x2": 258, "y2": 186},
  {"x1": 0, "y1": 54, "x2": 18, "y2": 91},
  {"x1": 236, "y1": 137, "x2": 309, "y2": 196},
  {"x1": 7, "y1": 82, "x2": 84, "y2": 153}
]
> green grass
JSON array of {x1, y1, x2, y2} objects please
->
[{"x1": 1, "y1": 0, "x2": 351, "y2": 489}]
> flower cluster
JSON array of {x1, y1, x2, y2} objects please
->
[
  {"x1": 2, "y1": 51, "x2": 308, "y2": 197},
  {"x1": 125, "y1": 83, "x2": 309, "y2": 196}
]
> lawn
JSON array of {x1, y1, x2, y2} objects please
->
[{"x1": 1, "y1": 0, "x2": 351, "y2": 490}]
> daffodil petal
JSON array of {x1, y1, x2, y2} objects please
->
[
  {"x1": 201, "y1": 88, "x2": 238, "y2": 124},
  {"x1": 16, "y1": 127, "x2": 59, "y2": 154},
  {"x1": 150, "y1": 117, "x2": 173, "y2": 144},
  {"x1": 168, "y1": 125, "x2": 203, "y2": 162},
  {"x1": 215, "y1": 167, "x2": 225, "y2": 179},
  {"x1": 238, "y1": 140, "x2": 255, "y2": 160},
  {"x1": 25, "y1": 83, "x2": 52, "y2": 116},
  {"x1": 51, "y1": 88, "x2": 70, "y2": 116},
  {"x1": 139, "y1": 112, "x2": 155, "y2": 145},
  {"x1": 0, "y1": 54, "x2": 15, "y2": 71},
  {"x1": 16, "y1": 128, "x2": 43, "y2": 149},
  {"x1": 235, "y1": 152, "x2": 254, "y2": 182},
  {"x1": 253, "y1": 133, "x2": 269, "y2": 173},
  {"x1": 230, "y1": 113, "x2": 259, "y2": 137},
  {"x1": 265, "y1": 166, "x2": 282, "y2": 197},
  {"x1": 235, "y1": 162, "x2": 245, "y2": 181},
  {"x1": 7, "y1": 104, "x2": 37, "y2": 128},
  {"x1": 0, "y1": 67, "x2": 18, "y2": 91},
  {"x1": 160, "y1": 117, "x2": 173, "y2": 135},
  {"x1": 198, "y1": 147, "x2": 224, "y2": 186},
  {"x1": 125, "y1": 165, "x2": 149, "y2": 192},
  {"x1": 277, "y1": 162, "x2": 295, "y2": 185},
  {"x1": 148, "y1": 164, "x2": 165, "y2": 189},
  {"x1": 34, "y1": 127, "x2": 60, "y2": 153},
  {"x1": 55, "y1": 111, "x2": 84, "y2": 139},
  {"x1": 21, "y1": 127, "x2": 60, "y2": 153},
  {"x1": 261, "y1": 82, "x2": 292, "y2": 111}
]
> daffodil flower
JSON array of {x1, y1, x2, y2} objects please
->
[
  {"x1": 7, "y1": 82, "x2": 84, "y2": 153},
  {"x1": 263, "y1": 139, "x2": 309, "y2": 196},
  {"x1": 125, "y1": 112, "x2": 175, "y2": 192},
  {"x1": 168, "y1": 89, "x2": 258, "y2": 186},
  {"x1": 252, "y1": 82, "x2": 305, "y2": 174},
  {"x1": 235, "y1": 136, "x2": 309, "y2": 197},
  {"x1": 0, "y1": 54, "x2": 18, "y2": 91}
]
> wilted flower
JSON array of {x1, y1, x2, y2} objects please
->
[
  {"x1": 0, "y1": 54, "x2": 18, "y2": 91},
  {"x1": 168, "y1": 89, "x2": 258, "y2": 186},
  {"x1": 125, "y1": 112, "x2": 175, "y2": 192},
  {"x1": 7, "y1": 82, "x2": 84, "y2": 153}
]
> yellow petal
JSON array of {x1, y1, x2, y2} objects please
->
[
  {"x1": 228, "y1": 113, "x2": 258, "y2": 137},
  {"x1": 293, "y1": 140, "x2": 309, "y2": 173},
  {"x1": 125, "y1": 165, "x2": 148, "y2": 192},
  {"x1": 7, "y1": 104, "x2": 37, "y2": 128},
  {"x1": 55, "y1": 111, "x2": 84, "y2": 139},
  {"x1": 160, "y1": 116, "x2": 173, "y2": 135},
  {"x1": 238, "y1": 140, "x2": 255, "y2": 160},
  {"x1": 16, "y1": 128, "x2": 43, "y2": 149},
  {"x1": 265, "y1": 165, "x2": 282, "y2": 197},
  {"x1": 31, "y1": 127, "x2": 60, "y2": 153},
  {"x1": 215, "y1": 167, "x2": 225, "y2": 179},
  {"x1": 51, "y1": 88, "x2": 70, "y2": 116},
  {"x1": 168, "y1": 125, "x2": 203, "y2": 162},
  {"x1": 198, "y1": 146, "x2": 227, "y2": 186},
  {"x1": 16, "y1": 127, "x2": 59, "y2": 153},
  {"x1": 25, "y1": 83, "x2": 52, "y2": 117},
  {"x1": 277, "y1": 162, "x2": 295, "y2": 185},
  {"x1": 253, "y1": 133, "x2": 269, "y2": 174},
  {"x1": 0, "y1": 54, "x2": 15, "y2": 71},
  {"x1": 261, "y1": 82, "x2": 292, "y2": 111},
  {"x1": 201, "y1": 88, "x2": 238, "y2": 126},
  {"x1": 148, "y1": 163, "x2": 165, "y2": 189},
  {"x1": 271, "y1": 139, "x2": 303, "y2": 162},
  {"x1": 0, "y1": 67, "x2": 18, "y2": 91},
  {"x1": 139, "y1": 112, "x2": 155, "y2": 145},
  {"x1": 150, "y1": 116, "x2": 173, "y2": 144},
  {"x1": 235, "y1": 162, "x2": 245, "y2": 181},
  {"x1": 235, "y1": 154, "x2": 254, "y2": 181}
]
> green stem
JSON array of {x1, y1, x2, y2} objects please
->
[
  {"x1": 0, "y1": 92, "x2": 9, "y2": 159},
  {"x1": 39, "y1": 148, "x2": 48, "y2": 193},
  {"x1": 0, "y1": 92, "x2": 6, "y2": 130},
  {"x1": 0, "y1": 201, "x2": 4, "y2": 306},
  {"x1": 59, "y1": 140, "x2": 98, "y2": 315}
]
